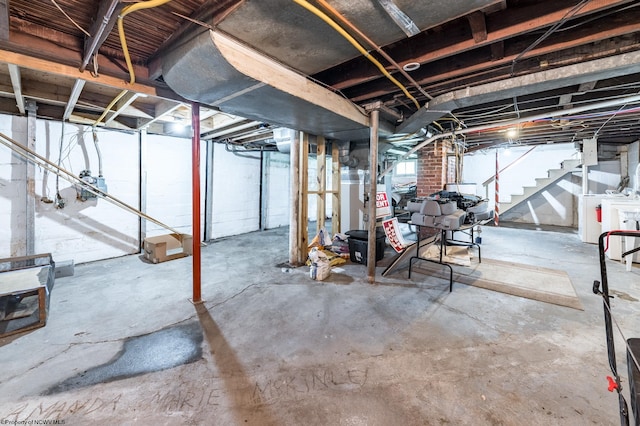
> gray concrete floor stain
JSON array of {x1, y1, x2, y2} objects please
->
[
  {"x1": 44, "y1": 322, "x2": 203, "y2": 395},
  {"x1": 0, "y1": 224, "x2": 639, "y2": 424}
]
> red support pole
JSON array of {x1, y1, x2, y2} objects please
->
[
  {"x1": 191, "y1": 102, "x2": 202, "y2": 303},
  {"x1": 494, "y1": 150, "x2": 500, "y2": 226}
]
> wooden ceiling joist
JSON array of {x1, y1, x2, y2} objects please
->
[
  {"x1": 7, "y1": 64, "x2": 25, "y2": 114},
  {"x1": 63, "y1": 79, "x2": 86, "y2": 121},
  {"x1": 81, "y1": 0, "x2": 123, "y2": 72}
]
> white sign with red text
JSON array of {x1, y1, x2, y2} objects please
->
[
  {"x1": 382, "y1": 217, "x2": 409, "y2": 253},
  {"x1": 375, "y1": 191, "x2": 392, "y2": 218}
]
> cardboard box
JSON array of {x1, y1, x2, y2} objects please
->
[{"x1": 143, "y1": 233, "x2": 193, "y2": 264}]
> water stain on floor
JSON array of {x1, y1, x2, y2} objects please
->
[
  {"x1": 45, "y1": 322, "x2": 203, "y2": 395},
  {"x1": 611, "y1": 290, "x2": 639, "y2": 302}
]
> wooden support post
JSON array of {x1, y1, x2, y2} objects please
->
[
  {"x1": 298, "y1": 132, "x2": 310, "y2": 264},
  {"x1": 368, "y1": 109, "x2": 379, "y2": 283},
  {"x1": 316, "y1": 136, "x2": 326, "y2": 234},
  {"x1": 25, "y1": 100, "x2": 37, "y2": 256},
  {"x1": 138, "y1": 128, "x2": 148, "y2": 251},
  {"x1": 331, "y1": 141, "x2": 341, "y2": 234},
  {"x1": 289, "y1": 129, "x2": 301, "y2": 265},
  {"x1": 204, "y1": 140, "x2": 215, "y2": 240}
]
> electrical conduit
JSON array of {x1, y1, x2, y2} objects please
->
[
  {"x1": 292, "y1": 0, "x2": 420, "y2": 110},
  {"x1": 93, "y1": 0, "x2": 173, "y2": 126},
  {"x1": 315, "y1": 0, "x2": 432, "y2": 101}
]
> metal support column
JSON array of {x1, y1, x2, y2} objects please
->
[
  {"x1": 25, "y1": 100, "x2": 37, "y2": 256},
  {"x1": 191, "y1": 102, "x2": 202, "y2": 303},
  {"x1": 316, "y1": 136, "x2": 326, "y2": 233},
  {"x1": 367, "y1": 109, "x2": 379, "y2": 283},
  {"x1": 331, "y1": 141, "x2": 341, "y2": 234}
]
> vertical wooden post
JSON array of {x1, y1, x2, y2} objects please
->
[
  {"x1": 204, "y1": 140, "x2": 215, "y2": 241},
  {"x1": 331, "y1": 141, "x2": 341, "y2": 235},
  {"x1": 289, "y1": 129, "x2": 301, "y2": 265},
  {"x1": 191, "y1": 102, "x2": 202, "y2": 303},
  {"x1": 298, "y1": 132, "x2": 310, "y2": 264},
  {"x1": 25, "y1": 100, "x2": 37, "y2": 256},
  {"x1": 316, "y1": 136, "x2": 326, "y2": 234},
  {"x1": 494, "y1": 150, "x2": 499, "y2": 227},
  {"x1": 368, "y1": 109, "x2": 379, "y2": 283},
  {"x1": 139, "y1": 128, "x2": 148, "y2": 251}
]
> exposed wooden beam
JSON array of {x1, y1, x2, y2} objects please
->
[
  {"x1": 318, "y1": 0, "x2": 635, "y2": 90},
  {"x1": 578, "y1": 81, "x2": 598, "y2": 93},
  {"x1": 467, "y1": 11, "x2": 488, "y2": 43},
  {"x1": 7, "y1": 63, "x2": 25, "y2": 114},
  {"x1": 3, "y1": 24, "x2": 152, "y2": 85},
  {"x1": 136, "y1": 99, "x2": 183, "y2": 129},
  {"x1": 10, "y1": 17, "x2": 81, "y2": 51},
  {"x1": 63, "y1": 79, "x2": 86, "y2": 120},
  {"x1": 0, "y1": 0, "x2": 9, "y2": 41},
  {"x1": 0, "y1": 48, "x2": 160, "y2": 97},
  {"x1": 104, "y1": 91, "x2": 142, "y2": 124},
  {"x1": 347, "y1": 20, "x2": 640, "y2": 104},
  {"x1": 558, "y1": 93, "x2": 573, "y2": 108},
  {"x1": 491, "y1": 40, "x2": 504, "y2": 61},
  {"x1": 81, "y1": 0, "x2": 123, "y2": 72}
]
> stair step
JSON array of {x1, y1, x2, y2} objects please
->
[{"x1": 499, "y1": 157, "x2": 581, "y2": 216}]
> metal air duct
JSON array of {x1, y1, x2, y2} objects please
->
[{"x1": 162, "y1": 30, "x2": 394, "y2": 141}]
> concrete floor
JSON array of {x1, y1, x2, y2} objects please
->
[{"x1": 1, "y1": 224, "x2": 639, "y2": 425}]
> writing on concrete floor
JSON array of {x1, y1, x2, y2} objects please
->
[
  {"x1": 252, "y1": 368, "x2": 369, "y2": 405},
  {"x1": 2, "y1": 394, "x2": 121, "y2": 422},
  {"x1": 1, "y1": 367, "x2": 369, "y2": 419}
]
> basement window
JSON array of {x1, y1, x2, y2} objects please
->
[{"x1": 395, "y1": 160, "x2": 416, "y2": 176}]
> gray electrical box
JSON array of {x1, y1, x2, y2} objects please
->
[{"x1": 77, "y1": 170, "x2": 107, "y2": 201}]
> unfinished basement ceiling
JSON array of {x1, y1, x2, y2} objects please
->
[{"x1": 0, "y1": 0, "x2": 639, "y2": 151}]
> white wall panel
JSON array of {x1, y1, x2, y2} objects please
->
[
  {"x1": 264, "y1": 151, "x2": 290, "y2": 229},
  {"x1": 210, "y1": 144, "x2": 260, "y2": 238},
  {"x1": 463, "y1": 143, "x2": 579, "y2": 200},
  {"x1": 33, "y1": 122, "x2": 139, "y2": 263},
  {"x1": 145, "y1": 135, "x2": 197, "y2": 238}
]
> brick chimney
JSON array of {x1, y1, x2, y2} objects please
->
[{"x1": 416, "y1": 139, "x2": 452, "y2": 197}]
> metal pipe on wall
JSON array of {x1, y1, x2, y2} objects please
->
[
  {"x1": 368, "y1": 109, "x2": 379, "y2": 283},
  {"x1": 380, "y1": 93, "x2": 640, "y2": 178},
  {"x1": 191, "y1": 102, "x2": 202, "y2": 303}
]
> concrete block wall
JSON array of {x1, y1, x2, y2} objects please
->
[
  {"x1": 263, "y1": 151, "x2": 290, "y2": 229},
  {"x1": 35, "y1": 124, "x2": 140, "y2": 263},
  {"x1": 0, "y1": 112, "x2": 296, "y2": 264},
  {"x1": 0, "y1": 115, "x2": 28, "y2": 258},
  {"x1": 210, "y1": 145, "x2": 260, "y2": 239},
  {"x1": 0, "y1": 116, "x2": 140, "y2": 263},
  {"x1": 145, "y1": 134, "x2": 200, "y2": 239}
]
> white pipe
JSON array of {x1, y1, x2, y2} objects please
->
[
  {"x1": 0, "y1": 131, "x2": 181, "y2": 235},
  {"x1": 380, "y1": 93, "x2": 640, "y2": 178}
]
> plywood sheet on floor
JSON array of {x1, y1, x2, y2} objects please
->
[{"x1": 412, "y1": 257, "x2": 583, "y2": 310}]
